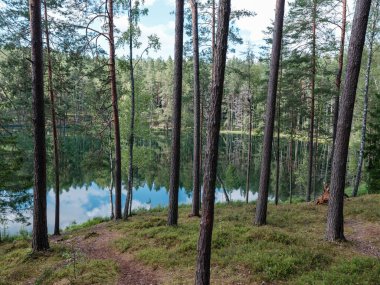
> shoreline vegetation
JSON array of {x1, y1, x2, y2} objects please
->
[{"x1": 1, "y1": 194, "x2": 379, "y2": 284}]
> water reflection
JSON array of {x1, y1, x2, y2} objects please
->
[
  {"x1": 6, "y1": 183, "x2": 257, "y2": 234},
  {"x1": 2, "y1": 130, "x2": 332, "y2": 235}
]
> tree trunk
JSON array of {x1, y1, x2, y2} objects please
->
[
  {"x1": 109, "y1": 124, "x2": 114, "y2": 219},
  {"x1": 168, "y1": 0, "x2": 184, "y2": 226},
  {"x1": 217, "y1": 174, "x2": 230, "y2": 203},
  {"x1": 255, "y1": 0, "x2": 285, "y2": 226},
  {"x1": 195, "y1": 0, "x2": 231, "y2": 283},
  {"x1": 190, "y1": 0, "x2": 201, "y2": 217},
  {"x1": 275, "y1": 63, "x2": 283, "y2": 206},
  {"x1": 326, "y1": 0, "x2": 372, "y2": 242},
  {"x1": 108, "y1": 0, "x2": 122, "y2": 220},
  {"x1": 245, "y1": 100, "x2": 252, "y2": 204},
  {"x1": 307, "y1": 0, "x2": 317, "y2": 202},
  {"x1": 30, "y1": 0, "x2": 49, "y2": 251},
  {"x1": 353, "y1": 1, "x2": 378, "y2": 197},
  {"x1": 124, "y1": 0, "x2": 136, "y2": 219},
  {"x1": 330, "y1": 0, "x2": 347, "y2": 180},
  {"x1": 43, "y1": 0, "x2": 60, "y2": 236}
]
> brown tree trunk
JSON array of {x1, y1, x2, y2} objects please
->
[
  {"x1": 245, "y1": 100, "x2": 252, "y2": 204},
  {"x1": 326, "y1": 0, "x2": 372, "y2": 242},
  {"x1": 353, "y1": 1, "x2": 378, "y2": 197},
  {"x1": 330, "y1": 0, "x2": 347, "y2": 179},
  {"x1": 190, "y1": 0, "x2": 201, "y2": 217},
  {"x1": 108, "y1": 0, "x2": 122, "y2": 219},
  {"x1": 275, "y1": 63, "x2": 283, "y2": 206},
  {"x1": 30, "y1": 0, "x2": 49, "y2": 251},
  {"x1": 124, "y1": 0, "x2": 136, "y2": 219},
  {"x1": 109, "y1": 124, "x2": 114, "y2": 219},
  {"x1": 195, "y1": 0, "x2": 231, "y2": 283},
  {"x1": 168, "y1": 0, "x2": 184, "y2": 226},
  {"x1": 212, "y1": 0, "x2": 216, "y2": 60},
  {"x1": 307, "y1": 0, "x2": 317, "y2": 202},
  {"x1": 43, "y1": 0, "x2": 60, "y2": 236},
  {"x1": 255, "y1": 0, "x2": 285, "y2": 226}
]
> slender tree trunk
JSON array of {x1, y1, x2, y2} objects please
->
[
  {"x1": 326, "y1": 0, "x2": 372, "y2": 242},
  {"x1": 255, "y1": 0, "x2": 285, "y2": 226},
  {"x1": 108, "y1": 0, "x2": 122, "y2": 219},
  {"x1": 43, "y1": 0, "x2": 60, "y2": 236},
  {"x1": 245, "y1": 100, "x2": 252, "y2": 204},
  {"x1": 353, "y1": 2, "x2": 378, "y2": 197},
  {"x1": 275, "y1": 63, "x2": 283, "y2": 206},
  {"x1": 124, "y1": 0, "x2": 136, "y2": 219},
  {"x1": 314, "y1": 114, "x2": 319, "y2": 200},
  {"x1": 190, "y1": 0, "x2": 201, "y2": 217},
  {"x1": 217, "y1": 174, "x2": 230, "y2": 203},
  {"x1": 30, "y1": 0, "x2": 49, "y2": 251},
  {"x1": 289, "y1": 119, "x2": 294, "y2": 204},
  {"x1": 168, "y1": 0, "x2": 184, "y2": 226},
  {"x1": 109, "y1": 124, "x2": 114, "y2": 219},
  {"x1": 212, "y1": 0, "x2": 216, "y2": 60},
  {"x1": 307, "y1": 0, "x2": 317, "y2": 202},
  {"x1": 330, "y1": 0, "x2": 347, "y2": 179},
  {"x1": 195, "y1": 1, "x2": 231, "y2": 283}
]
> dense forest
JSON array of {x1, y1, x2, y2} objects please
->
[{"x1": 0, "y1": 0, "x2": 380, "y2": 284}]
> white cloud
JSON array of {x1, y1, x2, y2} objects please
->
[{"x1": 145, "y1": 0, "x2": 157, "y2": 7}]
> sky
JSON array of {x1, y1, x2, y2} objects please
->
[{"x1": 114, "y1": 0, "x2": 282, "y2": 59}]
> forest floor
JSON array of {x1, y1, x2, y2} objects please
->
[{"x1": 1, "y1": 194, "x2": 379, "y2": 285}]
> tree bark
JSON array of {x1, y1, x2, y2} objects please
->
[
  {"x1": 353, "y1": 1, "x2": 378, "y2": 197},
  {"x1": 124, "y1": 0, "x2": 136, "y2": 219},
  {"x1": 245, "y1": 99, "x2": 252, "y2": 204},
  {"x1": 307, "y1": 0, "x2": 317, "y2": 202},
  {"x1": 330, "y1": 0, "x2": 347, "y2": 180},
  {"x1": 254, "y1": 0, "x2": 285, "y2": 226},
  {"x1": 275, "y1": 63, "x2": 283, "y2": 206},
  {"x1": 326, "y1": 0, "x2": 372, "y2": 242},
  {"x1": 43, "y1": 0, "x2": 60, "y2": 236},
  {"x1": 195, "y1": 0, "x2": 231, "y2": 283},
  {"x1": 109, "y1": 124, "x2": 114, "y2": 219},
  {"x1": 168, "y1": 0, "x2": 184, "y2": 226},
  {"x1": 107, "y1": 0, "x2": 122, "y2": 220},
  {"x1": 30, "y1": 0, "x2": 49, "y2": 251},
  {"x1": 190, "y1": 0, "x2": 201, "y2": 217}
]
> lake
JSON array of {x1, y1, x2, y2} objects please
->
[{"x1": 2, "y1": 130, "x2": 330, "y2": 235}]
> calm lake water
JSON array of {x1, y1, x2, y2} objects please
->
[{"x1": 3, "y1": 130, "x2": 331, "y2": 235}]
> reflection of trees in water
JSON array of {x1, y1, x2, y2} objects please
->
[
  {"x1": 1, "y1": 128, "x2": 335, "y2": 229},
  {"x1": 0, "y1": 133, "x2": 33, "y2": 228}
]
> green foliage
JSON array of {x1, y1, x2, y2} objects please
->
[{"x1": 65, "y1": 217, "x2": 110, "y2": 232}]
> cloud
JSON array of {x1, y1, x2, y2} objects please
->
[{"x1": 114, "y1": 16, "x2": 175, "y2": 59}]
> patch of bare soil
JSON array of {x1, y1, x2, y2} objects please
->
[
  {"x1": 345, "y1": 219, "x2": 380, "y2": 259},
  {"x1": 51, "y1": 223, "x2": 162, "y2": 285}
]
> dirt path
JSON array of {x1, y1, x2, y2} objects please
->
[
  {"x1": 52, "y1": 223, "x2": 161, "y2": 285},
  {"x1": 345, "y1": 219, "x2": 380, "y2": 258}
]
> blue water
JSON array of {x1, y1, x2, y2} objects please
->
[{"x1": 6, "y1": 183, "x2": 257, "y2": 235}]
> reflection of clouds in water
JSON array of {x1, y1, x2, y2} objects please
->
[
  {"x1": 7, "y1": 183, "x2": 259, "y2": 235},
  {"x1": 215, "y1": 188, "x2": 258, "y2": 203}
]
